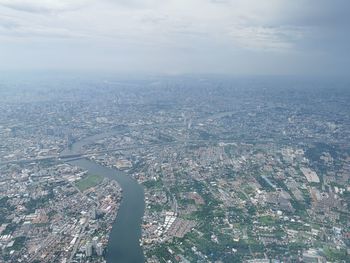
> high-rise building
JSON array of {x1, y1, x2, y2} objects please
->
[
  {"x1": 96, "y1": 243, "x2": 104, "y2": 256},
  {"x1": 92, "y1": 236, "x2": 99, "y2": 248},
  {"x1": 85, "y1": 242, "x2": 92, "y2": 257},
  {"x1": 91, "y1": 208, "x2": 96, "y2": 220}
]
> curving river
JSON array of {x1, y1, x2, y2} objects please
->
[{"x1": 63, "y1": 133, "x2": 145, "y2": 263}]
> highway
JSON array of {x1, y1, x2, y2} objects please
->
[{"x1": 0, "y1": 139, "x2": 214, "y2": 166}]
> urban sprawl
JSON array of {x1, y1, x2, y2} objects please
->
[{"x1": 0, "y1": 76, "x2": 349, "y2": 263}]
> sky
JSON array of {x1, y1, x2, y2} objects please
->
[{"x1": 0, "y1": 0, "x2": 349, "y2": 76}]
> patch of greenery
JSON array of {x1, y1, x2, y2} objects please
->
[
  {"x1": 2, "y1": 223, "x2": 18, "y2": 235},
  {"x1": 12, "y1": 236, "x2": 26, "y2": 251},
  {"x1": 26, "y1": 194, "x2": 52, "y2": 213},
  {"x1": 0, "y1": 197, "x2": 10, "y2": 223},
  {"x1": 142, "y1": 179, "x2": 163, "y2": 189},
  {"x1": 323, "y1": 247, "x2": 349, "y2": 262},
  {"x1": 75, "y1": 174, "x2": 103, "y2": 191},
  {"x1": 148, "y1": 203, "x2": 164, "y2": 212},
  {"x1": 259, "y1": 215, "x2": 275, "y2": 225},
  {"x1": 255, "y1": 175, "x2": 275, "y2": 192},
  {"x1": 237, "y1": 191, "x2": 248, "y2": 201}
]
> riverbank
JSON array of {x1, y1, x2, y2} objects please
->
[{"x1": 64, "y1": 133, "x2": 145, "y2": 263}]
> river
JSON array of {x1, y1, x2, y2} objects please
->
[{"x1": 63, "y1": 133, "x2": 145, "y2": 263}]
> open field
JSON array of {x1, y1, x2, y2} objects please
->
[{"x1": 75, "y1": 174, "x2": 103, "y2": 191}]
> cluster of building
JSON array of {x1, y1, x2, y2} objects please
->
[
  {"x1": 0, "y1": 76, "x2": 349, "y2": 262},
  {"x1": 0, "y1": 162, "x2": 121, "y2": 262}
]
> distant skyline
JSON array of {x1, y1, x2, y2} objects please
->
[{"x1": 0, "y1": 0, "x2": 349, "y2": 76}]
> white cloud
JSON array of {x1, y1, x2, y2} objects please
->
[
  {"x1": 0, "y1": 0, "x2": 309, "y2": 52},
  {"x1": 229, "y1": 25, "x2": 304, "y2": 52},
  {"x1": 0, "y1": 0, "x2": 91, "y2": 13},
  {"x1": 0, "y1": 0, "x2": 346, "y2": 75}
]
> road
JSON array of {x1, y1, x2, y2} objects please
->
[{"x1": 0, "y1": 139, "x2": 217, "y2": 166}]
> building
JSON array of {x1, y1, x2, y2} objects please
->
[
  {"x1": 85, "y1": 242, "x2": 92, "y2": 257},
  {"x1": 96, "y1": 243, "x2": 104, "y2": 256},
  {"x1": 92, "y1": 236, "x2": 99, "y2": 248}
]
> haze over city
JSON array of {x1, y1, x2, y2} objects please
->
[{"x1": 0, "y1": 1, "x2": 349, "y2": 263}]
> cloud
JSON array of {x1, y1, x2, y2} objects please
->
[
  {"x1": 229, "y1": 25, "x2": 304, "y2": 52},
  {"x1": 0, "y1": 0, "x2": 91, "y2": 13},
  {"x1": 0, "y1": 0, "x2": 348, "y2": 75},
  {"x1": 0, "y1": 15, "x2": 19, "y2": 30}
]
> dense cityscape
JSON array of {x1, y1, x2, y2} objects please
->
[{"x1": 0, "y1": 76, "x2": 349, "y2": 263}]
